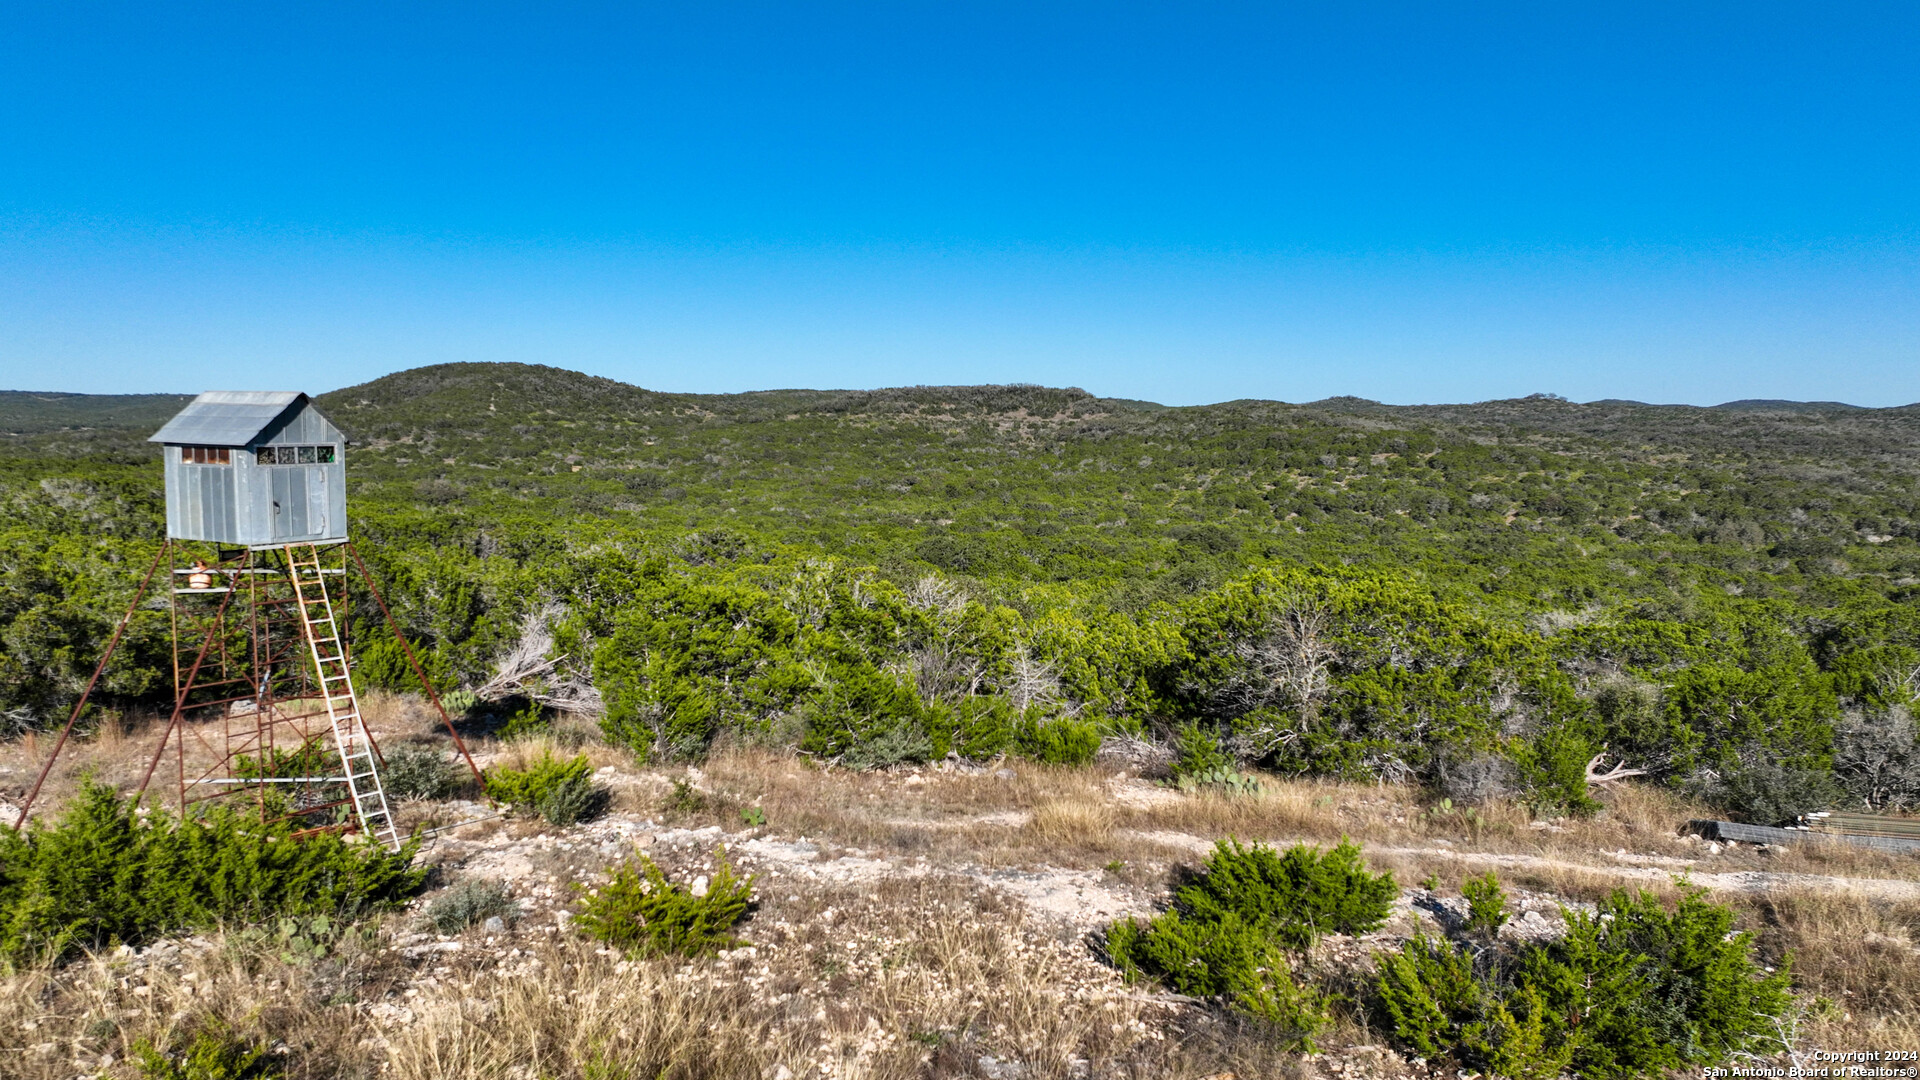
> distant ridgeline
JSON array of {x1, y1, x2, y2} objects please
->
[{"x1": 5, "y1": 363, "x2": 1919, "y2": 823}]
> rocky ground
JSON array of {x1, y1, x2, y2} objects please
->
[{"x1": 9, "y1": 726, "x2": 1920, "y2": 1079}]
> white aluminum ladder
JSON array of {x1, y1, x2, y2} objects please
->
[{"x1": 285, "y1": 543, "x2": 400, "y2": 850}]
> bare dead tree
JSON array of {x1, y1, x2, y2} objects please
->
[
  {"x1": 903, "y1": 574, "x2": 993, "y2": 704},
  {"x1": 1221, "y1": 592, "x2": 1338, "y2": 719},
  {"x1": 905, "y1": 574, "x2": 968, "y2": 617},
  {"x1": 474, "y1": 603, "x2": 605, "y2": 716},
  {"x1": 1005, "y1": 642, "x2": 1067, "y2": 714},
  {"x1": 1584, "y1": 746, "x2": 1647, "y2": 787}
]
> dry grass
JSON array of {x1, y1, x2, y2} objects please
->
[
  {"x1": 0, "y1": 874, "x2": 1264, "y2": 1080},
  {"x1": 486, "y1": 731, "x2": 629, "y2": 773},
  {"x1": 17, "y1": 701, "x2": 1920, "y2": 1075},
  {"x1": 1024, "y1": 786, "x2": 1118, "y2": 848},
  {"x1": 0, "y1": 932, "x2": 397, "y2": 1079}
]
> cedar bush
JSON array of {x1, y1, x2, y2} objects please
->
[
  {"x1": 485, "y1": 750, "x2": 608, "y2": 826},
  {"x1": 1103, "y1": 836, "x2": 1390, "y2": 1049},
  {"x1": 380, "y1": 743, "x2": 469, "y2": 801},
  {"x1": 1105, "y1": 909, "x2": 1328, "y2": 1050},
  {"x1": 1013, "y1": 714, "x2": 1103, "y2": 765},
  {"x1": 1461, "y1": 871, "x2": 1509, "y2": 939},
  {"x1": 573, "y1": 847, "x2": 756, "y2": 958},
  {"x1": 0, "y1": 782, "x2": 426, "y2": 963},
  {"x1": 1374, "y1": 885, "x2": 1793, "y2": 1078},
  {"x1": 136, "y1": 1025, "x2": 280, "y2": 1080},
  {"x1": 1171, "y1": 722, "x2": 1233, "y2": 778},
  {"x1": 1178, "y1": 838, "x2": 1397, "y2": 950}
]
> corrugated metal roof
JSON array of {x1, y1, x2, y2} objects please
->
[{"x1": 148, "y1": 391, "x2": 306, "y2": 446}]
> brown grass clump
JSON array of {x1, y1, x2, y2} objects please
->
[
  {"x1": 0, "y1": 932, "x2": 397, "y2": 1080},
  {"x1": 1025, "y1": 788, "x2": 1118, "y2": 847},
  {"x1": 1120, "y1": 776, "x2": 1392, "y2": 844},
  {"x1": 386, "y1": 939, "x2": 778, "y2": 1080}
]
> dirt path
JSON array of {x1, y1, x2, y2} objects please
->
[{"x1": 1126, "y1": 828, "x2": 1920, "y2": 903}]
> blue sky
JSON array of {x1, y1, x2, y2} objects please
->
[{"x1": 2, "y1": 3, "x2": 1915, "y2": 405}]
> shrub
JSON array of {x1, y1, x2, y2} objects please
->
[
  {"x1": 1374, "y1": 933, "x2": 1490, "y2": 1059},
  {"x1": 424, "y1": 877, "x2": 520, "y2": 935},
  {"x1": 1171, "y1": 722, "x2": 1233, "y2": 778},
  {"x1": 663, "y1": 776, "x2": 707, "y2": 816},
  {"x1": 574, "y1": 847, "x2": 756, "y2": 958},
  {"x1": 927, "y1": 695, "x2": 1017, "y2": 760},
  {"x1": 497, "y1": 700, "x2": 550, "y2": 740},
  {"x1": 1710, "y1": 758, "x2": 1840, "y2": 826},
  {"x1": 1461, "y1": 872, "x2": 1509, "y2": 939},
  {"x1": 538, "y1": 773, "x2": 612, "y2": 826},
  {"x1": 381, "y1": 743, "x2": 469, "y2": 801},
  {"x1": 0, "y1": 782, "x2": 426, "y2": 962},
  {"x1": 486, "y1": 751, "x2": 608, "y2": 825},
  {"x1": 136, "y1": 1025, "x2": 280, "y2": 1080},
  {"x1": 1374, "y1": 886, "x2": 1793, "y2": 1078},
  {"x1": 800, "y1": 663, "x2": 930, "y2": 768},
  {"x1": 1013, "y1": 714, "x2": 1103, "y2": 765},
  {"x1": 1105, "y1": 909, "x2": 1328, "y2": 1050},
  {"x1": 1511, "y1": 726, "x2": 1603, "y2": 817},
  {"x1": 1178, "y1": 838, "x2": 1397, "y2": 950}
]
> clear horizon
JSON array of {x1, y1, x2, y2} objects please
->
[{"x1": 3, "y1": 4, "x2": 1916, "y2": 406}]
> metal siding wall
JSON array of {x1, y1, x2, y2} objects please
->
[
  {"x1": 163, "y1": 453, "x2": 183, "y2": 538},
  {"x1": 199, "y1": 468, "x2": 218, "y2": 540},
  {"x1": 233, "y1": 455, "x2": 259, "y2": 545},
  {"x1": 202, "y1": 401, "x2": 353, "y2": 545},
  {"x1": 183, "y1": 466, "x2": 205, "y2": 541},
  {"x1": 288, "y1": 467, "x2": 309, "y2": 535},
  {"x1": 216, "y1": 470, "x2": 237, "y2": 541},
  {"x1": 306, "y1": 467, "x2": 328, "y2": 535},
  {"x1": 330, "y1": 461, "x2": 347, "y2": 539}
]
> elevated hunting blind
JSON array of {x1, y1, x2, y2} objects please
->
[
  {"x1": 149, "y1": 391, "x2": 347, "y2": 546},
  {"x1": 12, "y1": 390, "x2": 485, "y2": 849}
]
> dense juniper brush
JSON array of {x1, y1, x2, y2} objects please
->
[{"x1": 5, "y1": 365, "x2": 1920, "y2": 817}]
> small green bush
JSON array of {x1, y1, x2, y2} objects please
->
[
  {"x1": 663, "y1": 776, "x2": 707, "y2": 816},
  {"x1": 538, "y1": 774, "x2": 612, "y2": 826},
  {"x1": 1511, "y1": 727, "x2": 1604, "y2": 817},
  {"x1": 1374, "y1": 933, "x2": 1490, "y2": 1059},
  {"x1": 0, "y1": 782, "x2": 426, "y2": 963},
  {"x1": 1171, "y1": 722, "x2": 1233, "y2": 778},
  {"x1": 423, "y1": 878, "x2": 520, "y2": 935},
  {"x1": 1461, "y1": 872, "x2": 1509, "y2": 939},
  {"x1": 927, "y1": 696, "x2": 1017, "y2": 760},
  {"x1": 136, "y1": 1026, "x2": 280, "y2": 1080},
  {"x1": 1013, "y1": 715, "x2": 1102, "y2": 765},
  {"x1": 381, "y1": 743, "x2": 468, "y2": 801},
  {"x1": 1374, "y1": 885, "x2": 1794, "y2": 1079},
  {"x1": 486, "y1": 751, "x2": 608, "y2": 825},
  {"x1": 800, "y1": 663, "x2": 931, "y2": 769},
  {"x1": 1106, "y1": 909, "x2": 1329, "y2": 1050},
  {"x1": 574, "y1": 847, "x2": 756, "y2": 958},
  {"x1": 497, "y1": 700, "x2": 551, "y2": 741},
  {"x1": 1178, "y1": 838, "x2": 1397, "y2": 950}
]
